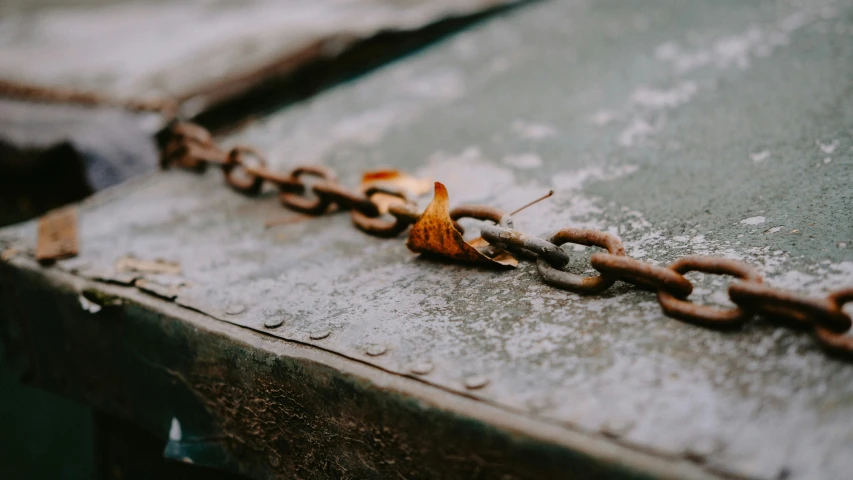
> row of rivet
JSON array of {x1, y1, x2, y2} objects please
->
[{"x1": 227, "y1": 304, "x2": 487, "y2": 389}]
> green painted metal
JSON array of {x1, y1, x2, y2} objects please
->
[{"x1": 1, "y1": 0, "x2": 853, "y2": 478}]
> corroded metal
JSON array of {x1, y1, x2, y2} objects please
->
[
  {"x1": 590, "y1": 253, "x2": 693, "y2": 298},
  {"x1": 166, "y1": 124, "x2": 852, "y2": 347},
  {"x1": 656, "y1": 257, "x2": 762, "y2": 328},
  {"x1": 481, "y1": 224, "x2": 569, "y2": 267},
  {"x1": 223, "y1": 146, "x2": 268, "y2": 195},
  {"x1": 351, "y1": 187, "x2": 412, "y2": 237},
  {"x1": 3, "y1": 1, "x2": 853, "y2": 479},
  {"x1": 729, "y1": 281, "x2": 852, "y2": 333},
  {"x1": 34, "y1": 207, "x2": 79, "y2": 263},
  {"x1": 278, "y1": 166, "x2": 337, "y2": 214},
  {"x1": 535, "y1": 228, "x2": 625, "y2": 294}
]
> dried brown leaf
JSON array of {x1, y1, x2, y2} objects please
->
[
  {"x1": 406, "y1": 182, "x2": 517, "y2": 267},
  {"x1": 36, "y1": 206, "x2": 79, "y2": 262}
]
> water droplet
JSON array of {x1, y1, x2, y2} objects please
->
[
  {"x1": 464, "y1": 375, "x2": 489, "y2": 389},
  {"x1": 263, "y1": 316, "x2": 284, "y2": 329},
  {"x1": 225, "y1": 304, "x2": 246, "y2": 315},
  {"x1": 366, "y1": 344, "x2": 387, "y2": 356},
  {"x1": 410, "y1": 361, "x2": 433, "y2": 375},
  {"x1": 309, "y1": 329, "x2": 330, "y2": 340}
]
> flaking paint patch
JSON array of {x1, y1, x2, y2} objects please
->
[
  {"x1": 741, "y1": 216, "x2": 766, "y2": 225},
  {"x1": 503, "y1": 153, "x2": 543, "y2": 169},
  {"x1": 630, "y1": 82, "x2": 698, "y2": 109},
  {"x1": 512, "y1": 120, "x2": 557, "y2": 140},
  {"x1": 551, "y1": 165, "x2": 639, "y2": 192},
  {"x1": 603, "y1": 0, "x2": 837, "y2": 149}
]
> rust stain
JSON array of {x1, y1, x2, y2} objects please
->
[{"x1": 35, "y1": 206, "x2": 79, "y2": 263}]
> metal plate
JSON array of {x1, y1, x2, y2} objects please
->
[
  {"x1": 0, "y1": 0, "x2": 516, "y2": 110},
  {"x1": 2, "y1": 0, "x2": 853, "y2": 478}
]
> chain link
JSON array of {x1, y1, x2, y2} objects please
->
[
  {"x1": 351, "y1": 186, "x2": 413, "y2": 238},
  {"x1": 161, "y1": 122, "x2": 853, "y2": 359}
]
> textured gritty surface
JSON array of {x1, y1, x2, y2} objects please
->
[
  {"x1": 2, "y1": 0, "x2": 853, "y2": 479},
  {"x1": 0, "y1": 0, "x2": 513, "y2": 108}
]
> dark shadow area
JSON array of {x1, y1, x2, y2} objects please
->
[
  {"x1": 192, "y1": 3, "x2": 529, "y2": 134},
  {"x1": 0, "y1": 355, "x2": 94, "y2": 480},
  {"x1": 95, "y1": 414, "x2": 248, "y2": 480}
]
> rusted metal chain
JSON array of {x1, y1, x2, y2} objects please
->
[
  {"x1": 656, "y1": 257, "x2": 762, "y2": 329},
  {"x1": 590, "y1": 253, "x2": 693, "y2": 297},
  {"x1": 160, "y1": 122, "x2": 853, "y2": 359},
  {"x1": 351, "y1": 187, "x2": 413, "y2": 238}
]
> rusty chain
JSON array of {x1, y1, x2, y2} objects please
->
[{"x1": 161, "y1": 122, "x2": 853, "y2": 360}]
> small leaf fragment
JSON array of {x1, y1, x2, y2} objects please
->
[
  {"x1": 361, "y1": 169, "x2": 433, "y2": 196},
  {"x1": 361, "y1": 169, "x2": 432, "y2": 214},
  {"x1": 406, "y1": 182, "x2": 517, "y2": 267},
  {"x1": 468, "y1": 237, "x2": 519, "y2": 267}
]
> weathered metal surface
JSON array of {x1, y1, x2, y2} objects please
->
[
  {"x1": 0, "y1": 259, "x2": 711, "y2": 480},
  {"x1": 0, "y1": 0, "x2": 517, "y2": 113},
  {"x1": 2, "y1": 0, "x2": 853, "y2": 478}
]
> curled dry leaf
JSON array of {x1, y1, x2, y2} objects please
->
[
  {"x1": 361, "y1": 169, "x2": 432, "y2": 214},
  {"x1": 406, "y1": 182, "x2": 517, "y2": 267}
]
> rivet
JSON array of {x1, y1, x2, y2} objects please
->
[
  {"x1": 225, "y1": 303, "x2": 246, "y2": 315},
  {"x1": 600, "y1": 417, "x2": 635, "y2": 438},
  {"x1": 309, "y1": 329, "x2": 331, "y2": 340},
  {"x1": 263, "y1": 316, "x2": 284, "y2": 329},
  {"x1": 410, "y1": 361, "x2": 433, "y2": 375},
  {"x1": 464, "y1": 375, "x2": 489, "y2": 390},
  {"x1": 366, "y1": 344, "x2": 387, "y2": 356}
]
